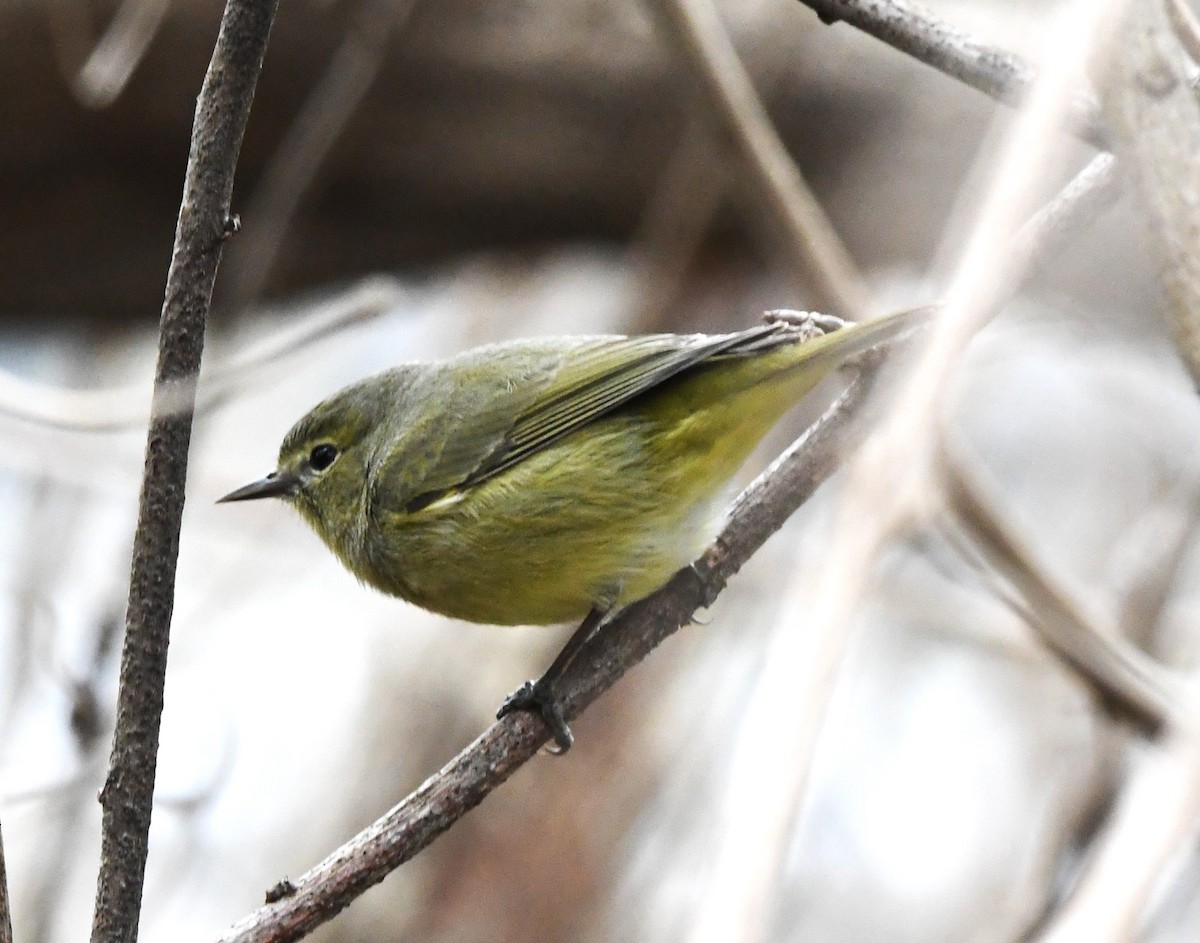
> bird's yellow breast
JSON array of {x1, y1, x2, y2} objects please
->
[{"x1": 352, "y1": 365, "x2": 808, "y2": 625}]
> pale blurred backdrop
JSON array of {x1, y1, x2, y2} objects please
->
[{"x1": 2, "y1": 1, "x2": 1198, "y2": 941}]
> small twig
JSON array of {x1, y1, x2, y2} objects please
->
[
  {"x1": 0, "y1": 818, "x2": 12, "y2": 943},
  {"x1": 936, "y1": 437, "x2": 1178, "y2": 735},
  {"x1": 216, "y1": 362, "x2": 889, "y2": 943},
  {"x1": 649, "y1": 0, "x2": 871, "y2": 316},
  {"x1": 795, "y1": 0, "x2": 1108, "y2": 148},
  {"x1": 90, "y1": 3, "x2": 279, "y2": 943},
  {"x1": 223, "y1": 0, "x2": 409, "y2": 309}
]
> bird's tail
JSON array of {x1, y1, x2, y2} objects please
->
[{"x1": 776, "y1": 304, "x2": 932, "y2": 370}]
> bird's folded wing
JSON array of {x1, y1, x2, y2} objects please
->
[{"x1": 374, "y1": 323, "x2": 789, "y2": 514}]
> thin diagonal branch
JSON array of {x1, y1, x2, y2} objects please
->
[
  {"x1": 936, "y1": 437, "x2": 1179, "y2": 735},
  {"x1": 1012, "y1": 152, "x2": 1121, "y2": 274},
  {"x1": 74, "y1": 0, "x2": 171, "y2": 108},
  {"x1": 650, "y1": 0, "x2": 871, "y2": 316},
  {"x1": 795, "y1": 0, "x2": 1108, "y2": 148},
  {"x1": 216, "y1": 354, "x2": 891, "y2": 943},
  {"x1": 90, "y1": 2, "x2": 279, "y2": 942}
]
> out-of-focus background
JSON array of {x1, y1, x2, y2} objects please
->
[{"x1": 3, "y1": 0, "x2": 1199, "y2": 941}]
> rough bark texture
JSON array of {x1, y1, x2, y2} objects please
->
[{"x1": 90, "y1": 3, "x2": 279, "y2": 942}]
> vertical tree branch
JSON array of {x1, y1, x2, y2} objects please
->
[
  {"x1": 0, "y1": 818, "x2": 12, "y2": 943},
  {"x1": 90, "y1": 3, "x2": 279, "y2": 942},
  {"x1": 1100, "y1": 0, "x2": 1200, "y2": 385}
]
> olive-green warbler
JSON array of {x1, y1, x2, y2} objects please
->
[{"x1": 220, "y1": 307, "x2": 920, "y2": 750}]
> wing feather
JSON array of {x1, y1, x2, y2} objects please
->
[
  {"x1": 371, "y1": 322, "x2": 793, "y2": 515},
  {"x1": 459, "y1": 324, "x2": 782, "y2": 488}
]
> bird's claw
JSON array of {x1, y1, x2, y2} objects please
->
[
  {"x1": 688, "y1": 561, "x2": 725, "y2": 608},
  {"x1": 498, "y1": 679, "x2": 574, "y2": 754},
  {"x1": 763, "y1": 309, "x2": 849, "y2": 340}
]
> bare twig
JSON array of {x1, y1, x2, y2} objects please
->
[
  {"x1": 795, "y1": 0, "x2": 1108, "y2": 148},
  {"x1": 936, "y1": 437, "x2": 1178, "y2": 735},
  {"x1": 205, "y1": 275, "x2": 402, "y2": 409},
  {"x1": 216, "y1": 360, "x2": 891, "y2": 943},
  {"x1": 649, "y1": 0, "x2": 871, "y2": 316},
  {"x1": 223, "y1": 0, "x2": 409, "y2": 309},
  {"x1": 0, "y1": 818, "x2": 12, "y2": 943},
  {"x1": 1101, "y1": 0, "x2": 1200, "y2": 385},
  {"x1": 90, "y1": 3, "x2": 279, "y2": 942}
]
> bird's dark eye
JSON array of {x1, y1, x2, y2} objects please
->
[{"x1": 309, "y1": 443, "x2": 338, "y2": 471}]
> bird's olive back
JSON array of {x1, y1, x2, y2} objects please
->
[{"x1": 365, "y1": 339, "x2": 585, "y2": 511}]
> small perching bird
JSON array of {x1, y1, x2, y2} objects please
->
[{"x1": 221, "y1": 306, "x2": 922, "y2": 750}]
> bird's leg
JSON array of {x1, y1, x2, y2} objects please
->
[{"x1": 497, "y1": 605, "x2": 607, "y2": 754}]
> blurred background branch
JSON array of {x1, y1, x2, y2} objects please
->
[
  {"x1": 221, "y1": 0, "x2": 413, "y2": 310},
  {"x1": 0, "y1": 276, "x2": 402, "y2": 432},
  {"x1": 1101, "y1": 0, "x2": 1200, "y2": 385},
  {"x1": 3, "y1": 0, "x2": 1200, "y2": 942},
  {"x1": 73, "y1": 0, "x2": 172, "y2": 108},
  {"x1": 937, "y1": 437, "x2": 1177, "y2": 736},
  {"x1": 649, "y1": 0, "x2": 870, "y2": 316},
  {"x1": 795, "y1": 0, "x2": 1108, "y2": 146}
]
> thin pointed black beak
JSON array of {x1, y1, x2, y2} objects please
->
[{"x1": 217, "y1": 471, "x2": 299, "y2": 503}]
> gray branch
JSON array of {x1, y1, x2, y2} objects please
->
[
  {"x1": 89, "y1": 3, "x2": 280, "y2": 942},
  {"x1": 796, "y1": 0, "x2": 1108, "y2": 147}
]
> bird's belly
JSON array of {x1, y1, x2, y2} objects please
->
[
  {"x1": 377, "y1": 491, "x2": 722, "y2": 626},
  {"x1": 362, "y1": 420, "x2": 732, "y2": 626}
]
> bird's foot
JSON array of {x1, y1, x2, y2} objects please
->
[
  {"x1": 498, "y1": 679, "x2": 574, "y2": 754},
  {"x1": 688, "y1": 560, "x2": 726, "y2": 609},
  {"x1": 763, "y1": 309, "x2": 849, "y2": 340}
]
